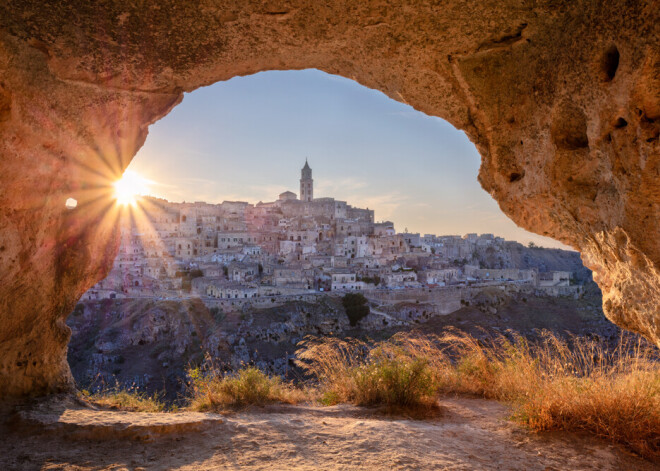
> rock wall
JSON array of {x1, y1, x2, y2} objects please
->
[{"x1": 0, "y1": 0, "x2": 658, "y2": 398}]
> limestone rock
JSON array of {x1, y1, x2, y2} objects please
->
[{"x1": 13, "y1": 396, "x2": 223, "y2": 442}]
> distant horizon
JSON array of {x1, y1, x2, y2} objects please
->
[{"x1": 129, "y1": 69, "x2": 571, "y2": 250}]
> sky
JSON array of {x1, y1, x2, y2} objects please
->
[{"x1": 130, "y1": 69, "x2": 567, "y2": 249}]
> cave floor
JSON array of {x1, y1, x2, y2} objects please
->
[{"x1": 1, "y1": 397, "x2": 655, "y2": 471}]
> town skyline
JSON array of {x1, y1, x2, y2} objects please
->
[
  {"x1": 130, "y1": 160, "x2": 571, "y2": 250},
  {"x1": 128, "y1": 69, "x2": 569, "y2": 249}
]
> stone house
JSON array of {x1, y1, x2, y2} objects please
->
[
  {"x1": 207, "y1": 283, "x2": 258, "y2": 299},
  {"x1": 384, "y1": 270, "x2": 419, "y2": 288},
  {"x1": 228, "y1": 262, "x2": 259, "y2": 282},
  {"x1": 538, "y1": 271, "x2": 571, "y2": 287},
  {"x1": 331, "y1": 272, "x2": 365, "y2": 291},
  {"x1": 422, "y1": 267, "x2": 461, "y2": 286}
]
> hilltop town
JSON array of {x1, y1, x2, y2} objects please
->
[{"x1": 83, "y1": 161, "x2": 584, "y2": 306}]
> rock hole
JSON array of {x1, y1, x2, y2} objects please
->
[
  {"x1": 509, "y1": 172, "x2": 523, "y2": 183},
  {"x1": 65, "y1": 197, "x2": 78, "y2": 210},
  {"x1": 551, "y1": 101, "x2": 589, "y2": 150},
  {"x1": 614, "y1": 117, "x2": 628, "y2": 128},
  {"x1": 601, "y1": 45, "x2": 620, "y2": 82}
]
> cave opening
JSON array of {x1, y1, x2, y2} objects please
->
[{"x1": 66, "y1": 69, "x2": 573, "y2": 401}]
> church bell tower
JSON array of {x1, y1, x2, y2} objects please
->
[{"x1": 300, "y1": 159, "x2": 313, "y2": 202}]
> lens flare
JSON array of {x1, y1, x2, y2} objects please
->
[{"x1": 114, "y1": 170, "x2": 150, "y2": 206}]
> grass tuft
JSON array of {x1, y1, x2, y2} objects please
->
[
  {"x1": 186, "y1": 365, "x2": 307, "y2": 411},
  {"x1": 79, "y1": 387, "x2": 166, "y2": 413},
  {"x1": 296, "y1": 336, "x2": 441, "y2": 412}
]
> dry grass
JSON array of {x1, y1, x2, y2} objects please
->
[
  {"x1": 79, "y1": 387, "x2": 166, "y2": 413},
  {"x1": 295, "y1": 330, "x2": 660, "y2": 458},
  {"x1": 295, "y1": 336, "x2": 440, "y2": 412},
  {"x1": 186, "y1": 365, "x2": 308, "y2": 411}
]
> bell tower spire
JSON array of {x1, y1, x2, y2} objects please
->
[{"x1": 300, "y1": 159, "x2": 313, "y2": 202}]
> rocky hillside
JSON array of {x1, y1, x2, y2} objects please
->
[
  {"x1": 67, "y1": 297, "x2": 349, "y2": 400},
  {"x1": 67, "y1": 283, "x2": 626, "y2": 404},
  {"x1": 473, "y1": 242, "x2": 592, "y2": 282}
]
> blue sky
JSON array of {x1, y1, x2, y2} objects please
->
[{"x1": 130, "y1": 69, "x2": 567, "y2": 249}]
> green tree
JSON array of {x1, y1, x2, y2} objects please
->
[
  {"x1": 209, "y1": 306, "x2": 225, "y2": 323},
  {"x1": 342, "y1": 293, "x2": 370, "y2": 327}
]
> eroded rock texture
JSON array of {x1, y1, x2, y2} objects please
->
[{"x1": 0, "y1": 0, "x2": 658, "y2": 397}]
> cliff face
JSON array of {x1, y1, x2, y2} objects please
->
[
  {"x1": 67, "y1": 298, "x2": 348, "y2": 399},
  {"x1": 0, "y1": 0, "x2": 658, "y2": 398}
]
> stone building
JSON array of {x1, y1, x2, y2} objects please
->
[
  {"x1": 279, "y1": 191, "x2": 297, "y2": 202},
  {"x1": 331, "y1": 272, "x2": 365, "y2": 291},
  {"x1": 300, "y1": 159, "x2": 313, "y2": 202}
]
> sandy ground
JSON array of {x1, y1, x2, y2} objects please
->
[{"x1": 1, "y1": 397, "x2": 656, "y2": 471}]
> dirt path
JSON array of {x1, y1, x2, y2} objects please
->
[{"x1": 1, "y1": 398, "x2": 656, "y2": 470}]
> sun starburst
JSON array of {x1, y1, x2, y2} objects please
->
[{"x1": 114, "y1": 170, "x2": 151, "y2": 206}]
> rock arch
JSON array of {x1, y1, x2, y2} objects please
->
[{"x1": 0, "y1": 0, "x2": 658, "y2": 398}]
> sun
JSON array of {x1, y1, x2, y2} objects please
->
[{"x1": 114, "y1": 170, "x2": 150, "y2": 206}]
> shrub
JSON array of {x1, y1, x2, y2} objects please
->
[
  {"x1": 296, "y1": 336, "x2": 441, "y2": 412},
  {"x1": 210, "y1": 306, "x2": 225, "y2": 322},
  {"x1": 342, "y1": 293, "x2": 370, "y2": 326},
  {"x1": 187, "y1": 365, "x2": 306, "y2": 411},
  {"x1": 351, "y1": 351, "x2": 437, "y2": 409},
  {"x1": 360, "y1": 275, "x2": 381, "y2": 286}
]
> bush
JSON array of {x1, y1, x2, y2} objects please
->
[
  {"x1": 342, "y1": 293, "x2": 370, "y2": 326},
  {"x1": 351, "y1": 351, "x2": 437, "y2": 409},
  {"x1": 187, "y1": 365, "x2": 307, "y2": 411},
  {"x1": 360, "y1": 275, "x2": 381, "y2": 286},
  {"x1": 210, "y1": 306, "x2": 225, "y2": 322},
  {"x1": 296, "y1": 336, "x2": 441, "y2": 412}
]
